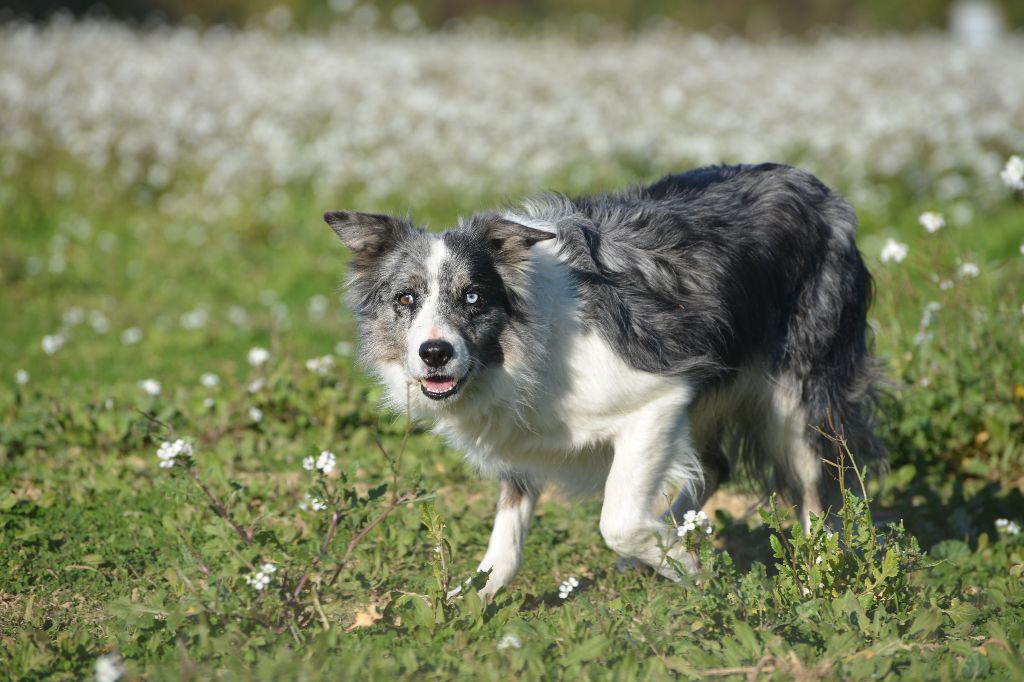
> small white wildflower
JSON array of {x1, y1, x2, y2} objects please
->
[
  {"x1": 305, "y1": 354, "x2": 336, "y2": 376},
  {"x1": 138, "y1": 379, "x2": 161, "y2": 396},
  {"x1": 200, "y1": 372, "x2": 219, "y2": 388},
  {"x1": 815, "y1": 555, "x2": 824, "y2": 565},
  {"x1": 248, "y1": 346, "x2": 271, "y2": 367},
  {"x1": 15, "y1": 369, "x2": 29, "y2": 385},
  {"x1": 958, "y1": 262, "x2": 980, "y2": 278},
  {"x1": 677, "y1": 509, "x2": 713, "y2": 537},
  {"x1": 302, "y1": 456, "x2": 316, "y2": 471},
  {"x1": 94, "y1": 652, "x2": 125, "y2": 682},
  {"x1": 120, "y1": 327, "x2": 143, "y2": 345},
  {"x1": 227, "y1": 305, "x2": 249, "y2": 327},
  {"x1": 156, "y1": 438, "x2": 193, "y2": 469},
  {"x1": 42, "y1": 333, "x2": 65, "y2": 355},
  {"x1": 995, "y1": 518, "x2": 1020, "y2": 536},
  {"x1": 245, "y1": 569, "x2": 273, "y2": 590},
  {"x1": 315, "y1": 450, "x2": 337, "y2": 474},
  {"x1": 558, "y1": 576, "x2": 579, "y2": 599},
  {"x1": 880, "y1": 238, "x2": 908, "y2": 264},
  {"x1": 921, "y1": 301, "x2": 941, "y2": 327},
  {"x1": 1000, "y1": 155, "x2": 1024, "y2": 191},
  {"x1": 939, "y1": 279, "x2": 954, "y2": 291},
  {"x1": 260, "y1": 562, "x2": 277, "y2": 574},
  {"x1": 249, "y1": 406, "x2": 263, "y2": 423},
  {"x1": 62, "y1": 306, "x2": 85, "y2": 327},
  {"x1": 307, "y1": 294, "x2": 329, "y2": 318},
  {"x1": 203, "y1": 397, "x2": 215, "y2": 409},
  {"x1": 918, "y1": 211, "x2": 945, "y2": 234},
  {"x1": 801, "y1": 586, "x2": 812, "y2": 596},
  {"x1": 89, "y1": 310, "x2": 110, "y2": 333},
  {"x1": 180, "y1": 307, "x2": 208, "y2": 330},
  {"x1": 496, "y1": 633, "x2": 522, "y2": 651}
]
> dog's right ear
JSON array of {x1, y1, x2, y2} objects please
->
[{"x1": 323, "y1": 211, "x2": 413, "y2": 266}]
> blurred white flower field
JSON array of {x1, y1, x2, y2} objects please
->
[
  {"x1": 2, "y1": 21, "x2": 1023, "y2": 212},
  {"x1": 1, "y1": 19, "x2": 1023, "y2": 682}
]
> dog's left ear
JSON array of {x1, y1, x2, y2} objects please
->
[
  {"x1": 479, "y1": 217, "x2": 556, "y2": 262},
  {"x1": 323, "y1": 210, "x2": 414, "y2": 267}
]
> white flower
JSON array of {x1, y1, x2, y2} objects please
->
[
  {"x1": 200, "y1": 372, "x2": 220, "y2": 388},
  {"x1": 558, "y1": 576, "x2": 580, "y2": 599},
  {"x1": 120, "y1": 327, "x2": 143, "y2": 345},
  {"x1": 958, "y1": 262, "x2": 980, "y2": 278},
  {"x1": 880, "y1": 238, "x2": 908, "y2": 264},
  {"x1": 801, "y1": 586, "x2": 812, "y2": 596},
  {"x1": 299, "y1": 493, "x2": 328, "y2": 512},
  {"x1": 676, "y1": 509, "x2": 713, "y2": 537},
  {"x1": 305, "y1": 354, "x2": 336, "y2": 376},
  {"x1": 42, "y1": 333, "x2": 65, "y2": 355},
  {"x1": 920, "y1": 301, "x2": 941, "y2": 328},
  {"x1": 302, "y1": 456, "x2": 316, "y2": 471},
  {"x1": 315, "y1": 450, "x2": 337, "y2": 474},
  {"x1": 307, "y1": 294, "x2": 328, "y2": 318},
  {"x1": 180, "y1": 307, "x2": 208, "y2": 330},
  {"x1": 249, "y1": 406, "x2": 263, "y2": 423},
  {"x1": 245, "y1": 568, "x2": 274, "y2": 590},
  {"x1": 94, "y1": 653, "x2": 125, "y2": 682},
  {"x1": 248, "y1": 346, "x2": 271, "y2": 367},
  {"x1": 1000, "y1": 155, "x2": 1024, "y2": 191},
  {"x1": 247, "y1": 378, "x2": 266, "y2": 393},
  {"x1": 156, "y1": 438, "x2": 193, "y2": 468},
  {"x1": 918, "y1": 211, "x2": 945, "y2": 234},
  {"x1": 496, "y1": 633, "x2": 522, "y2": 650},
  {"x1": 203, "y1": 397, "x2": 216, "y2": 409},
  {"x1": 15, "y1": 369, "x2": 29, "y2": 385},
  {"x1": 138, "y1": 379, "x2": 161, "y2": 396},
  {"x1": 227, "y1": 306, "x2": 249, "y2": 327},
  {"x1": 995, "y1": 518, "x2": 1020, "y2": 536},
  {"x1": 939, "y1": 279, "x2": 954, "y2": 291},
  {"x1": 89, "y1": 310, "x2": 110, "y2": 333},
  {"x1": 62, "y1": 307, "x2": 85, "y2": 327}
]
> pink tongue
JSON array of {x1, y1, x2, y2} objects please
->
[{"x1": 423, "y1": 377, "x2": 456, "y2": 393}]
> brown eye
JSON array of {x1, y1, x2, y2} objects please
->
[{"x1": 398, "y1": 293, "x2": 415, "y2": 306}]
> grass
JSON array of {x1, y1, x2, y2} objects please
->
[{"x1": 2, "y1": 151, "x2": 1024, "y2": 680}]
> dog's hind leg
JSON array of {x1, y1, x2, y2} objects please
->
[
  {"x1": 600, "y1": 388, "x2": 701, "y2": 578},
  {"x1": 477, "y1": 475, "x2": 540, "y2": 602}
]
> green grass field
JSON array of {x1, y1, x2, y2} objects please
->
[{"x1": 2, "y1": 22, "x2": 1024, "y2": 681}]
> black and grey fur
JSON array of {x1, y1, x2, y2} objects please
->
[{"x1": 325, "y1": 163, "x2": 886, "y2": 600}]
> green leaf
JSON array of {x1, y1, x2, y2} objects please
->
[{"x1": 561, "y1": 635, "x2": 610, "y2": 666}]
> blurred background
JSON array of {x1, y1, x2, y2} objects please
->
[{"x1": 1, "y1": 0, "x2": 1022, "y2": 35}]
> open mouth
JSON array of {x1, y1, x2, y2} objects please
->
[{"x1": 419, "y1": 375, "x2": 463, "y2": 400}]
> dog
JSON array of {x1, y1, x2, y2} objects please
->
[{"x1": 324, "y1": 163, "x2": 885, "y2": 600}]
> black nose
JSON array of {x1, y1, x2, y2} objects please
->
[{"x1": 419, "y1": 340, "x2": 454, "y2": 368}]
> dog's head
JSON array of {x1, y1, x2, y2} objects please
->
[{"x1": 325, "y1": 210, "x2": 554, "y2": 412}]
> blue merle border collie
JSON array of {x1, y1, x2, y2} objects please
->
[{"x1": 324, "y1": 163, "x2": 885, "y2": 600}]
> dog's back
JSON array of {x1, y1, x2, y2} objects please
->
[{"x1": 513, "y1": 163, "x2": 884, "y2": 523}]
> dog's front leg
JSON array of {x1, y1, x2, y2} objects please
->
[
  {"x1": 476, "y1": 476, "x2": 539, "y2": 602},
  {"x1": 600, "y1": 390, "x2": 699, "y2": 578}
]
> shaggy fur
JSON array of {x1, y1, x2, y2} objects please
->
[{"x1": 325, "y1": 163, "x2": 885, "y2": 600}]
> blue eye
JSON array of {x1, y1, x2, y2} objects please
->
[{"x1": 465, "y1": 292, "x2": 479, "y2": 305}]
